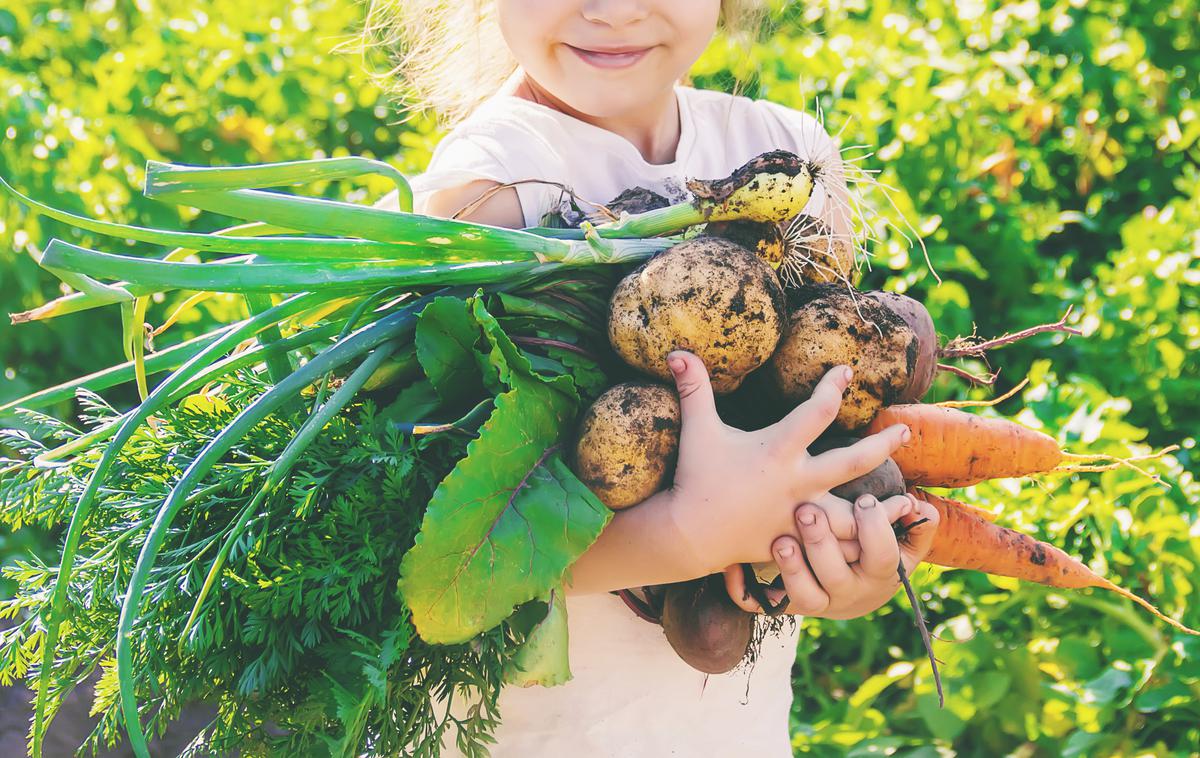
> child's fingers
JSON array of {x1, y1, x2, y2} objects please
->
[
  {"x1": 812, "y1": 491, "x2": 856, "y2": 541},
  {"x1": 667, "y1": 350, "x2": 720, "y2": 439},
  {"x1": 899, "y1": 496, "x2": 941, "y2": 572},
  {"x1": 769, "y1": 535, "x2": 828, "y2": 615},
  {"x1": 777, "y1": 365, "x2": 852, "y2": 452},
  {"x1": 839, "y1": 538, "x2": 861, "y2": 564},
  {"x1": 854, "y1": 495, "x2": 903, "y2": 581},
  {"x1": 804, "y1": 423, "x2": 911, "y2": 494},
  {"x1": 796, "y1": 504, "x2": 855, "y2": 596},
  {"x1": 722, "y1": 564, "x2": 763, "y2": 614},
  {"x1": 812, "y1": 490, "x2": 910, "y2": 544},
  {"x1": 879, "y1": 492, "x2": 914, "y2": 523}
]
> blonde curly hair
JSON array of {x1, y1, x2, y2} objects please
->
[{"x1": 358, "y1": 0, "x2": 768, "y2": 126}]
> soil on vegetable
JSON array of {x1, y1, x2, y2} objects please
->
[
  {"x1": 687, "y1": 150, "x2": 814, "y2": 204},
  {"x1": 772, "y1": 284, "x2": 917, "y2": 429},
  {"x1": 573, "y1": 382, "x2": 681, "y2": 509},
  {"x1": 704, "y1": 220, "x2": 786, "y2": 269},
  {"x1": 605, "y1": 187, "x2": 672, "y2": 216},
  {"x1": 607, "y1": 237, "x2": 786, "y2": 394}
]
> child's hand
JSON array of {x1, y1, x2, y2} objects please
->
[
  {"x1": 723, "y1": 493, "x2": 941, "y2": 619},
  {"x1": 661, "y1": 350, "x2": 911, "y2": 577}
]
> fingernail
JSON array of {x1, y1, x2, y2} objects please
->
[
  {"x1": 900, "y1": 424, "x2": 911, "y2": 443},
  {"x1": 777, "y1": 544, "x2": 795, "y2": 559},
  {"x1": 842, "y1": 366, "x2": 853, "y2": 383},
  {"x1": 798, "y1": 511, "x2": 816, "y2": 526},
  {"x1": 668, "y1": 356, "x2": 685, "y2": 375},
  {"x1": 857, "y1": 495, "x2": 876, "y2": 509}
]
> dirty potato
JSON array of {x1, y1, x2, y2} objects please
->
[
  {"x1": 608, "y1": 237, "x2": 786, "y2": 394},
  {"x1": 769, "y1": 284, "x2": 918, "y2": 429},
  {"x1": 572, "y1": 383, "x2": 681, "y2": 510}
]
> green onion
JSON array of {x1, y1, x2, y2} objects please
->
[
  {"x1": 37, "y1": 237, "x2": 671, "y2": 294},
  {"x1": 1, "y1": 327, "x2": 232, "y2": 414},
  {"x1": 144, "y1": 156, "x2": 414, "y2": 214},
  {"x1": 30, "y1": 316, "x2": 366, "y2": 467}
]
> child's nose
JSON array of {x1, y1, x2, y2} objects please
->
[{"x1": 580, "y1": 0, "x2": 650, "y2": 27}]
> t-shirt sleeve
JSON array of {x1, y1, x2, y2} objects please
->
[
  {"x1": 406, "y1": 114, "x2": 564, "y2": 227},
  {"x1": 759, "y1": 101, "x2": 839, "y2": 166}
]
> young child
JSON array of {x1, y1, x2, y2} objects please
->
[{"x1": 372, "y1": 1, "x2": 940, "y2": 754}]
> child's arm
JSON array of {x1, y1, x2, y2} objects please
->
[{"x1": 421, "y1": 180, "x2": 522, "y2": 227}]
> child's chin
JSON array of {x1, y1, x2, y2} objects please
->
[{"x1": 551, "y1": 84, "x2": 674, "y2": 121}]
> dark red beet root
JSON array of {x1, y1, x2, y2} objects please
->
[
  {"x1": 661, "y1": 573, "x2": 754, "y2": 674},
  {"x1": 809, "y1": 435, "x2": 906, "y2": 502}
]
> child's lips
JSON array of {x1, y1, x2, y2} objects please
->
[{"x1": 566, "y1": 44, "x2": 652, "y2": 69}]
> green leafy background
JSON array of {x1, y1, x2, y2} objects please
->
[{"x1": 1, "y1": 0, "x2": 1198, "y2": 754}]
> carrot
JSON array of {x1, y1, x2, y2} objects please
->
[
  {"x1": 867, "y1": 404, "x2": 1175, "y2": 487},
  {"x1": 936, "y1": 494, "x2": 998, "y2": 522},
  {"x1": 911, "y1": 488, "x2": 1198, "y2": 636},
  {"x1": 867, "y1": 405, "x2": 1058, "y2": 486}
]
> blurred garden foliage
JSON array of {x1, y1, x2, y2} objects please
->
[{"x1": 1, "y1": 0, "x2": 1198, "y2": 755}]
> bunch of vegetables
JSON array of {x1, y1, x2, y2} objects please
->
[
  {"x1": 563, "y1": 175, "x2": 1196, "y2": 684},
  {"x1": 0, "y1": 152, "x2": 818, "y2": 756},
  {"x1": 0, "y1": 145, "x2": 1190, "y2": 758}
]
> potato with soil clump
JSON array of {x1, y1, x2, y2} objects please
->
[
  {"x1": 768, "y1": 284, "x2": 918, "y2": 429},
  {"x1": 572, "y1": 383, "x2": 681, "y2": 510},
  {"x1": 608, "y1": 237, "x2": 786, "y2": 394}
]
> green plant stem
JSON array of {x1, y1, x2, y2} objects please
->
[
  {"x1": 590, "y1": 202, "x2": 707, "y2": 237},
  {"x1": 309, "y1": 287, "x2": 401, "y2": 409},
  {"x1": 0, "y1": 175, "x2": 442, "y2": 259},
  {"x1": 39, "y1": 240, "x2": 555, "y2": 293},
  {"x1": 115, "y1": 294, "x2": 437, "y2": 757},
  {"x1": 144, "y1": 156, "x2": 413, "y2": 213},
  {"x1": 4, "y1": 172, "x2": 578, "y2": 260},
  {"x1": 1, "y1": 327, "x2": 233, "y2": 414},
  {"x1": 29, "y1": 292, "x2": 325, "y2": 758},
  {"x1": 243, "y1": 294, "x2": 293, "y2": 386},
  {"x1": 38, "y1": 237, "x2": 671, "y2": 295},
  {"x1": 523, "y1": 201, "x2": 707, "y2": 240},
  {"x1": 29, "y1": 317, "x2": 369, "y2": 467},
  {"x1": 176, "y1": 339, "x2": 399, "y2": 651}
]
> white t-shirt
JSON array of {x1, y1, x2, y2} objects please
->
[{"x1": 380, "y1": 85, "x2": 837, "y2": 757}]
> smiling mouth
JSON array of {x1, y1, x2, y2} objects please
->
[{"x1": 566, "y1": 44, "x2": 653, "y2": 70}]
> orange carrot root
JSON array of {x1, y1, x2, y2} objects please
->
[
  {"x1": 912, "y1": 489, "x2": 1198, "y2": 636},
  {"x1": 871, "y1": 404, "x2": 1176, "y2": 489},
  {"x1": 868, "y1": 404, "x2": 1062, "y2": 487}
]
